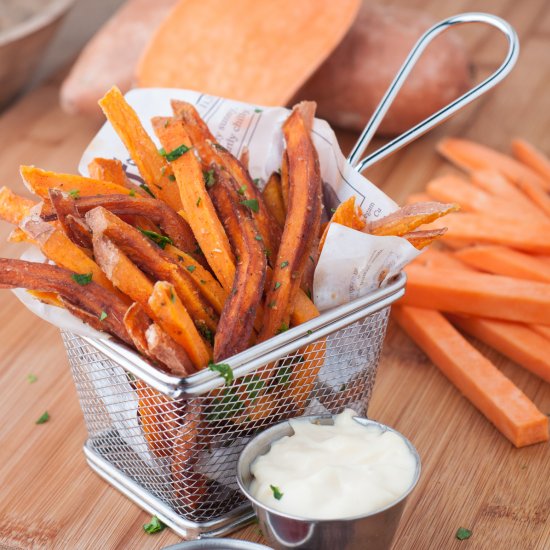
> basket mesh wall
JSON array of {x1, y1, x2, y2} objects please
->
[{"x1": 61, "y1": 307, "x2": 390, "y2": 525}]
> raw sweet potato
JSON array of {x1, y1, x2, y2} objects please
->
[
  {"x1": 136, "y1": 0, "x2": 360, "y2": 106},
  {"x1": 450, "y1": 315, "x2": 550, "y2": 384},
  {"x1": 296, "y1": 3, "x2": 471, "y2": 135},
  {"x1": 402, "y1": 264, "x2": 550, "y2": 325},
  {"x1": 394, "y1": 306, "x2": 548, "y2": 447}
]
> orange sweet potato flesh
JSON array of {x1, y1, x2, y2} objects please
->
[
  {"x1": 145, "y1": 323, "x2": 195, "y2": 377},
  {"x1": 85, "y1": 206, "x2": 218, "y2": 333},
  {"x1": 209, "y1": 168, "x2": 267, "y2": 361},
  {"x1": 319, "y1": 196, "x2": 366, "y2": 252},
  {"x1": 401, "y1": 264, "x2": 550, "y2": 325},
  {"x1": 531, "y1": 324, "x2": 550, "y2": 340},
  {"x1": 427, "y1": 213, "x2": 550, "y2": 254},
  {"x1": 0, "y1": 187, "x2": 35, "y2": 225},
  {"x1": 262, "y1": 172, "x2": 286, "y2": 227},
  {"x1": 136, "y1": 0, "x2": 360, "y2": 106},
  {"x1": 88, "y1": 158, "x2": 132, "y2": 188},
  {"x1": 21, "y1": 166, "x2": 133, "y2": 199},
  {"x1": 511, "y1": 138, "x2": 550, "y2": 182},
  {"x1": 450, "y1": 315, "x2": 550, "y2": 384},
  {"x1": 393, "y1": 306, "x2": 548, "y2": 447},
  {"x1": 402, "y1": 228, "x2": 447, "y2": 250},
  {"x1": 148, "y1": 281, "x2": 212, "y2": 369},
  {"x1": 455, "y1": 245, "x2": 550, "y2": 283},
  {"x1": 98, "y1": 87, "x2": 182, "y2": 210},
  {"x1": 260, "y1": 107, "x2": 322, "y2": 340},
  {"x1": 368, "y1": 202, "x2": 459, "y2": 237},
  {"x1": 152, "y1": 116, "x2": 236, "y2": 291},
  {"x1": 0, "y1": 258, "x2": 131, "y2": 345},
  {"x1": 48, "y1": 190, "x2": 93, "y2": 250},
  {"x1": 437, "y1": 137, "x2": 550, "y2": 192}
]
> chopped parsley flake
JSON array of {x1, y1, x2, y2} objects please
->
[
  {"x1": 456, "y1": 528, "x2": 472, "y2": 540},
  {"x1": 208, "y1": 362, "x2": 234, "y2": 385},
  {"x1": 159, "y1": 144, "x2": 192, "y2": 161},
  {"x1": 274, "y1": 281, "x2": 281, "y2": 290},
  {"x1": 170, "y1": 288, "x2": 176, "y2": 303},
  {"x1": 196, "y1": 197, "x2": 202, "y2": 206},
  {"x1": 36, "y1": 411, "x2": 49, "y2": 424},
  {"x1": 255, "y1": 234, "x2": 263, "y2": 241},
  {"x1": 68, "y1": 189, "x2": 80, "y2": 199},
  {"x1": 27, "y1": 374, "x2": 37, "y2": 384},
  {"x1": 187, "y1": 265, "x2": 196, "y2": 273},
  {"x1": 237, "y1": 185, "x2": 247, "y2": 195},
  {"x1": 270, "y1": 485, "x2": 283, "y2": 500},
  {"x1": 129, "y1": 189, "x2": 136, "y2": 197},
  {"x1": 203, "y1": 169, "x2": 216, "y2": 187},
  {"x1": 168, "y1": 174, "x2": 176, "y2": 181},
  {"x1": 99, "y1": 311, "x2": 108, "y2": 322},
  {"x1": 140, "y1": 183, "x2": 155, "y2": 198},
  {"x1": 268, "y1": 301, "x2": 276, "y2": 309},
  {"x1": 71, "y1": 272, "x2": 92, "y2": 286},
  {"x1": 138, "y1": 228, "x2": 173, "y2": 249},
  {"x1": 280, "y1": 261, "x2": 289, "y2": 269},
  {"x1": 143, "y1": 516, "x2": 166, "y2": 534},
  {"x1": 253, "y1": 178, "x2": 260, "y2": 186},
  {"x1": 240, "y1": 199, "x2": 259, "y2": 213},
  {"x1": 277, "y1": 322, "x2": 289, "y2": 334}
]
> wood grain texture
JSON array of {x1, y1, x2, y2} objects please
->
[{"x1": 0, "y1": 1, "x2": 549, "y2": 548}]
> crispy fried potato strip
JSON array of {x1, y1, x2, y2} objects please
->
[
  {"x1": 368, "y1": 202, "x2": 459, "y2": 237},
  {"x1": 209, "y1": 167, "x2": 267, "y2": 361},
  {"x1": 88, "y1": 158, "x2": 135, "y2": 189},
  {"x1": 319, "y1": 196, "x2": 366, "y2": 252},
  {"x1": 98, "y1": 86, "x2": 182, "y2": 210},
  {"x1": 48, "y1": 190, "x2": 93, "y2": 249},
  {"x1": 0, "y1": 187, "x2": 35, "y2": 225},
  {"x1": 262, "y1": 172, "x2": 286, "y2": 227},
  {"x1": 152, "y1": 116, "x2": 236, "y2": 291},
  {"x1": 403, "y1": 228, "x2": 448, "y2": 250},
  {"x1": 0, "y1": 258, "x2": 131, "y2": 344}
]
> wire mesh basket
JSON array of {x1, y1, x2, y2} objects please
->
[{"x1": 61, "y1": 274, "x2": 405, "y2": 539}]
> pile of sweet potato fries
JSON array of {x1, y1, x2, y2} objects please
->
[{"x1": 0, "y1": 86, "x2": 456, "y2": 379}]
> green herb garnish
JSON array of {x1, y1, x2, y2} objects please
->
[
  {"x1": 143, "y1": 516, "x2": 166, "y2": 534},
  {"x1": 138, "y1": 228, "x2": 173, "y2": 249},
  {"x1": 27, "y1": 374, "x2": 37, "y2": 384},
  {"x1": 67, "y1": 189, "x2": 80, "y2": 199},
  {"x1": 240, "y1": 199, "x2": 259, "y2": 213},
  {"x1": 129, "y1": 189, "x2": 136, "y2": 197},
  {"x1": 268, "y1": 301, "x2": 276, "y2": 309},
  {"x1": 237, "y1": 185, "x2": 247, "y2": 195},
  {"x1": 254, "y1": 108, "x2": 263, "y2": 113},
  {"x1": 36, "y1": 411, "x2": 49, "y2": 424},
  {"x1": 187, "y1": 265, "x2": 196, "y2": 273},
  {"x1": 168, "y1": 174, "x2": 176, "y2": 181},
  {"x1": 456, "y1": 528, "x2": 472, "y2": 541},
  {"x1": 170, "y1": 288, "x2": 176, "y2": 303},
  {"x1": 270, "y1": 485, "x2": 283, "y2": 500},
  {"x1": 253, "y1": 178, "x2": 260, "y2": 186},
  {"x1": 208, "y1": 362, "x2": 234, "y2": 385},
  {"x1": 71, "y1": 272, "x2": 92, "y2": 286},
  {"x1": 277, "y1": 322, "x2": 289, "y2": 334},
  {"x1": 140, "y1": 183, "x2": 155, "y2": 198},
  {"x1": 274, "y1": 281, "x2": 281, "y2": 290},
  {"x1": 197, "y1": 323, "x2": 214, "y2": 346},
  {"x1": 280, "y1": 261, "x2": 289, "y2": 269},
  {"x1": 254, "y1": 234, "x2": 263, "y2": 241},
  {"x1": 196, "y1": 197, "x2": 202, "y2": 206},
  {"x1": 99, "y1": 311, "x2": 108, "y2": 322},
  {"x1": 203, "y1": 169, "x2": 216, "y2": 187},
  {"x1": 159, "y1": 144, "x2": 192, "y2": 161}
]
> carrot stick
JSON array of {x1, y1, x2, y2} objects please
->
[
  {"x1": 455, "y1": 245, "x2": 550, "y2": 283},
  {"x1": 437, "y1": 137, "x2": 550, "y2": 192},
  {"x1": 450, "y1": 315, "x2": 550, "y2": 384},
  {"x1": 470, "y1": 170, "x2": 547, "y2": 220},
  {"x1": 511, "y1": 138, "x2": 550, "y2": 182},
  {"x1": 427, "y1": 212, "x2": 550, "y2": 254},
  {"x1": 401, "y1": 264, "x2": 550, "y2": 325},
  {"x1": 393, "y1": 306, "x2": 548, "y2": 447},
  {"x1": 152, "y1": 117, "x2": 236, "y2": 291},
  {"x1": 98, "y1": 86, "x2": 182, "y2": 210},
  {"x1": 425, "y1": 174, "x2": 518, "y2": 218}
]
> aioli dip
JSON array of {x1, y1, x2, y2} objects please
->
[{"x1": 249, "y1": 409, "x2": 418, "y2": 519}]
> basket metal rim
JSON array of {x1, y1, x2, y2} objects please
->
[{"x1": 73, "y1": 272, "x2": 406, "y2": 398}]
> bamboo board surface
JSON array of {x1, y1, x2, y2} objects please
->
[{"x1": 0, "y1": 0, "x2": 549, "y2": 548}]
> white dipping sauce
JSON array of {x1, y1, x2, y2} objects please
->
[{"x1": 249, "y1": 409, "x2": 417, "y2": 519}]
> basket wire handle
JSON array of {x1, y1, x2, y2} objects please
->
[{"x1": 347, "y1": 12, "x2": 519, "y2": 173}]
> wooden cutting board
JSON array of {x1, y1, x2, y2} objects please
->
[{"x1": 0, "y1": 1, "x2": 549, "y2": 548}]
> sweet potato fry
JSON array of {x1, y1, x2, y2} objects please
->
[
  {"x1": 262, "y1": 172, "x2": 286, "y2": 227},
  {"x1": 511, "y1": 138, "x2": 550, "y2": 182},
  {"x1": 21, "y1": 166, "x2": 133, "y2": 199},
  {"x1": 437, "y1": 137, "x2": 550, "y2": 192},
  {"x1": 0, "y1": 258, "x2": 131, "y2": 344},
  {"x1": 0, "y1": 187, "x2": 35, "y2": 225},
  {"x1": 85, "y1": 206, "x2": 218, "y2": 332},
  {"x1": 402, "y1": 228, "x2": 448, "y2": 250},
  {"x1": 148, "y1": 281, "x2": 212, "y2": 369},
  {"x1": 20, "y1": 216, "x2": 119, "y2": 296},
  {"x1": 209, "y1": 167, "x2": 267, "y2": 361},
  {"x1": 123, "y1": 302, "x2": 152, "y2": 357},
  {"x1": 98, "y1": 87, "x2": 182, "y2": 210},
  {"x1": 260, "y1": 106, "x2": 322, "y2": 340},
  {"x1": 48, "y1": 190, "x2": 93, "y2": 249},
  {"x1": 27, "y1": 290, "x2": 63, "y2": 307},
  {"x1": 319, "y1": 196, "x2": 366, "y2": 252},
  {"x1": 88, "y1": 157, "x2": 132, "y2": 188},
  {"x1": 368, "y1": 202, "x2": 459, "y2": 237},
  {"x1": 152, "y1": 116, "x2": 236, "y2": 291},
  {"x1": 280, "y1": 151, "x2": 289, "y2": 211},
  {"x1": 145, "y1": 324, "x2": 194, "y2": 377}
]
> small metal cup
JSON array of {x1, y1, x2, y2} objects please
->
[{"x1": 236, "y1": 415, "x2": 421, "y2": 550}]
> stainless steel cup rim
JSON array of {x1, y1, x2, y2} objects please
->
[{"x1": 236, "y1": 414, "x2": 421, "y2": 523}]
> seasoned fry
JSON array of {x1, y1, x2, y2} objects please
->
[
  {"x1": 260, "y1": 106, "x2": 322, "y2": 340},
  {"x1": 152, "y1": 116, "x2": 236, "y2": 291},
  {"x1": 280, "y1": 151, "x2": 289, "y2": 211},
  {"x1": 209, "y1": 167, "x2": 267, "y2": 361},
  {"x1": 21, "y1": 166, "x2": 133, "y2": 199},
  {"x1": 148, "y1": 281, "x2": 212, "y2": 369},
  {"x1": 85, "y1": 206, "x2": 218, "y2": 332},
  {"x1": 123, "y1": 302, "x2": 152, "y2": 357},
  {"x1": 368, "y1": 202, "x2": 459, "y2": 237},
  {"x1": 0, "y1": 187, "x2": 35, "y2": 225},
  {"x1": 262, "y1": 172, "x2": 286, "y2": 227},
  {"x1": 0, "y1": 258, "x2": 131, "y2": 344},
  {"x1": 27, "y1": 290, "x2": 63, "y2": 307},
  {"x1": 319, "y1": 196, "x2": 366, "y2": 252},
  {"x1": 48, "y1": 190, "x2": 93, "y2": 249},
  {"x1": 145, "y1": 324, "x2": 194, "y2": 377},
  {"x1": 88, "y1": 157, "x2": 133, "y2": 188},
  {"x1": 402, "y1": 228, "x2": 448, "y2": 250},
  {"x1": 98, "y1": 86, "x2": 182, "y2": 210}
]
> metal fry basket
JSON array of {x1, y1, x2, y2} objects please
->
[{"x1": 61, "y1": 274, "x2": 405, "y2": 539}]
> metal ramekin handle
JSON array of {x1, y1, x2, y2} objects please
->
[{"x1": 347, "y1": 12, "x2": 519, "y2": 172}]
